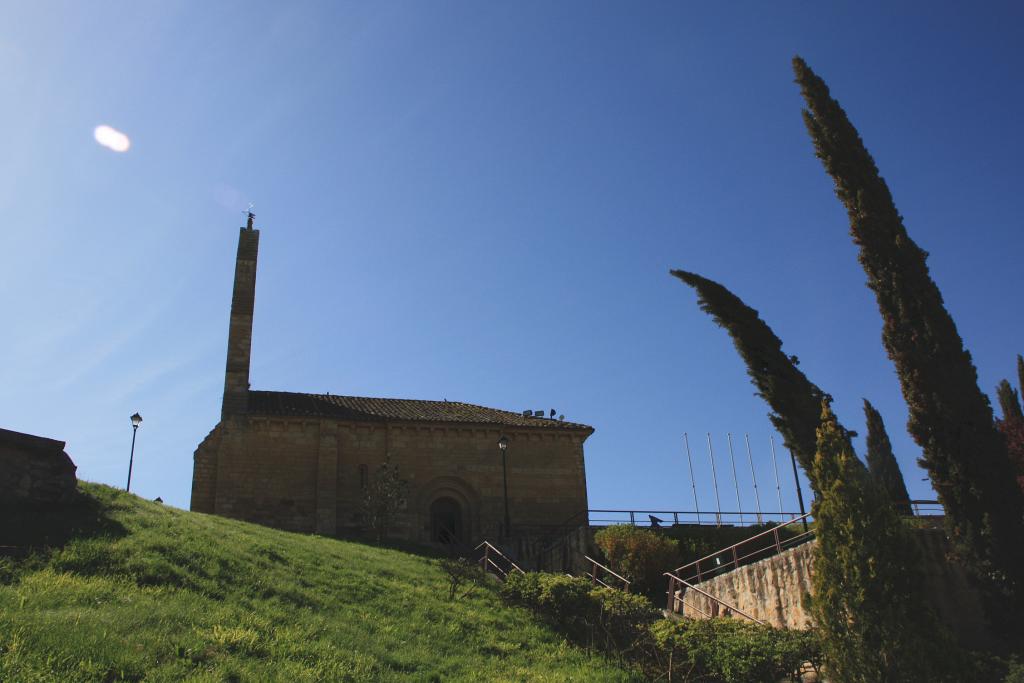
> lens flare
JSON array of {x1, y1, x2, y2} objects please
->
[{"x1": 94, "y1": 125, "x2": 131, "y2": 152}]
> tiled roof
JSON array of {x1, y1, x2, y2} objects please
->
[{"x1": 247, "y1": 391, "x2": 593, "y2": 432}]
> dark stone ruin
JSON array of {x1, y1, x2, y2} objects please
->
[{"x1": 0, "y1": 427, "x2": 77, "y2": 504}]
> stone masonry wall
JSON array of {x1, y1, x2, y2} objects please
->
[
  {"x1": 675, "y1": 531, "x2": 990, "y2": 646},
  {"x1": 0, "y1": 428, "x2": 78, "y2": 504},
  {"x1": 212, "y1": 417, "x2": 320, "y2": 533},
  {"x1": 190, "y1": 425, "x2": 221, "y2": 514},
  {"x1": 193, "y1": 414, "x2": 589, "y2": 544},
  {"x1": 221, "y1": 227, "x2": 258, "y2": 419},
  {"x1": 676, "y1": 540, "x2": 815, "y2": 629}
]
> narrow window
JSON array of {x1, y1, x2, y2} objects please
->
[{"x1": 359, "y1": 464, "x2": 368, "y2": 489}]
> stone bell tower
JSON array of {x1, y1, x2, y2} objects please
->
[{"x1": 221, "y1": 212, "x2": 260, "y2": 419}]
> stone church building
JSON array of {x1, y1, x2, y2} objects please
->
[{"x1": 191, "y1": 215, "x2": 592, "y2": 546}]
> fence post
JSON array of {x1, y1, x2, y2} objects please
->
[
  {"x1": 629, "y1": 511, "x2": 635, "y2": 526},
  {"x1": 773, "y1": 526, "x2": 781, "y2": 554}
]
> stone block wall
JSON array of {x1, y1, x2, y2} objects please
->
[
  {"x1": 190, "y1": 425, "x2": 221, "y2": 514},
  {"x1": 675, "y1": 540, "x2": 815, "y2": 628},
  {"x1": 191, "y1": 415, "x2": 589, "y2": 545},
  {"x1": 221, "y1": 227, "x2": 258, "y2": 419},
  {"x1": 0, "y1": 427, "x2": 77, "y2": 504},
  {"x1": 674, "y1": 531, "x2": 991, "y2": 646}
]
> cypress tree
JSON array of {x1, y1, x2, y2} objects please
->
[
  {"x1": 793, "y1": 56, "x2": 1024, "y2": 605},
  {"x1": 671, "y1": 269, "x2": 862, "y2": 493},
  {"x1": 997, "y1": 358, "x2": 1024, "y2": 494},
  {"x1": 862, "y1": 399, "x2": 912, "y2": 515},
  {"x1": 1017, "y1": 354, "x2": 1024, "y2": 406},
  {"x1": 996, "y1": 379, "x2": 1023, "y2": 422},
  {"x1": 812, "y1": 400, "x2": 964, "y2": 683}
]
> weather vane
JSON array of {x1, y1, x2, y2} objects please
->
[{"x1": 242, "y1": 203, "x2": 255, "y2": 230}]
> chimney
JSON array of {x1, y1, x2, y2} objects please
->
[{"x1": 221, "y1": 212, "x2": 260, "y2": 419}]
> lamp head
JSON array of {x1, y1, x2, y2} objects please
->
[
  {"x1": 130, "y1": 412, "x2": 143, "y2": 428},
  {"x1": 497, "y1": 435, "x2": 509, "y2": 452}
]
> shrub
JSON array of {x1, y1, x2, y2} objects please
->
[
  {"x1": 650, "y1": 618, "x2": 820, "y2": 683},
  {"x1": 499, "y1": 570, "x2": 542, "y2": 607},
  {"x1": 535, "y1": 574, "x2": 593, "y2": 621},
  {"x1": 501, "y1": 571, "x2": 824, "y2": 681},
  {"x1": 500, "y1": 573, "x2": 594, "y2": 638},
  {"x1": 591, "y1": 588, "x2": 659, "y2": 656},
  {"x1": 501, "y1": 572, "x2": 659, "y2": 655},
  {"x1": 1006, "y1": 657, "x2": 1024, "y2": 683},
  {"x1": 593, "y1": 525, "x2": 679, "y2": 600}
]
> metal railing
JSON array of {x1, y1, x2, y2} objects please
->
[
  {"x1": 533, "y1": 509, "x2": 590, "y2": 572},
  {"x1": 907, "y1": 500, "x2": 943, "y2": 516},
  {"x1": 588, "y1": 509, "x2": 804, "y2": 527},
  {"x1": 583, "y1": 554, "x2": 631, "y2": 592},
  {"x1": 475, "y1": 541, "x2": 525, "y2": 581},
  {"x1": 669, "y1": 512, "x2": 815, "y2": 589},
  {"x1": 664, "y1": 571, "x2": 765, "y2": 624},
  {"x1": 590, "y1": 499, "x2": 941, "y2": 528},
  {"x1": 661, "y1": 500, "x2": 943, "y2": 618}
]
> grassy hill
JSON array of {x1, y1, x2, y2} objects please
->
[{"x1": 0, "y1": 483, "x2": 636, "y2": 682}]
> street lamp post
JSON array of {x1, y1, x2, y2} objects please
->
[
  {"x1": 497, "y1": 435, "x2": 511, "y2": 538},
  {"x1": 126, "y1": 412, "x2": 143, "y2": 492}
]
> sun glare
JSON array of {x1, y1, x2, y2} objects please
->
[{"x1": 93, "y1": 124, "x2": 131, "y2": 152}]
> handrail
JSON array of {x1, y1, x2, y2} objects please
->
[
  {"x1": 671, "y1": 512, "x2": 814, "y2": 580},
  {"x1": 663, "y1": 571, "x2": 765, "y2": 624},
  {"x1": 588, "y1": 509, "x2": 803, "y2": 527},
  {"x1": 674, "y1": 595, "x2": 715, "y2": 619},
  {"x1": 583, "y1": 554, "x2": 631, "y2": 592},
  {"x1": 907, "y1": 500, "x2": 944, "y2": 515},
  {"x1": 534, "y1": 509, "x2": 590, "y2": 562},
  {"x1": 475, "y1": 540, "x2": 525, "y2": 578},
  {"x1": 482, "y1": 557, "x2": 516, "y2": 579},
  {"x1": 588, "y1": 501, "x2": 940, "y2": 527}
]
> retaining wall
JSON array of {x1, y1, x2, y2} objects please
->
[{"x1": 674, "y1": 530, "x2": 991, "y2": 647}]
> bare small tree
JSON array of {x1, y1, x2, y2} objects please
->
[
  {"x1": 361, "y1": 460, "x2": 408, "y2": 543},
  {"x1": 439, "y1": 557, "x2": 484, "y2": 601}
]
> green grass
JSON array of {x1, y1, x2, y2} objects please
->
[{"x1": 0, "y1": 483, "x2": 638, "y2": 682}]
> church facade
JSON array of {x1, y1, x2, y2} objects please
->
[{"x1": 191, "y1": 215, "x2": 592, "y2": 545}]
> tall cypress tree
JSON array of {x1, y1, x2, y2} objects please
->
[
  {"x1": 996, "y1": 379, "x2": 1023, "y2": 422},
  {"x1": 998, "y1": 358, "x2": 1024, "y2": 495},
  {"x1": 812, "y1": 400, "x2": 964, "y2": 683},
  {"x1": 862, "y1": 399, "x2": 912, "y2": 515},
  {"x1": 671, "y1": 269, "x2": 862, "y2": 493},
  {"x1": 793, "y1": 56, "x2": 1024, "y2": 604},
  {"x1": 1017, "y1": 354, "x2": 1024, "y2": 404}
]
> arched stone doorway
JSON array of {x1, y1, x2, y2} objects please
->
[{"x1": 430, "y1": 496, "x2": 464, "y2": 544}]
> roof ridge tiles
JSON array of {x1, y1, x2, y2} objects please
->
[{"x1": 245, "y1": 390, "x2": 592, "y2": 431}]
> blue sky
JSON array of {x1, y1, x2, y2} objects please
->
[{"x1": 2, "y1": 2, "x2": 1022, "y2": 515}]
